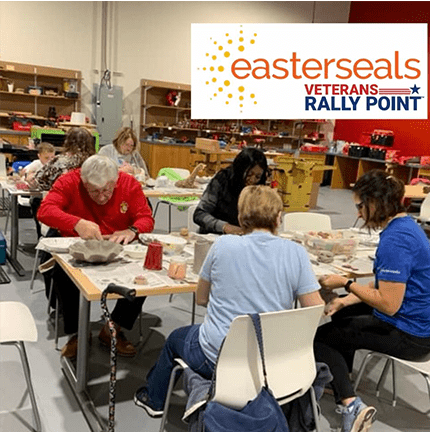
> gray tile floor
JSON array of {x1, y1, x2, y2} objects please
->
[{"x1": 0, "y1": 188, "x2": 429, "y2": 432}]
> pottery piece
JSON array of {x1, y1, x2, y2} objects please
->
[{"x1": 69, "y1": 240, "x2": 123, "y2": 263}]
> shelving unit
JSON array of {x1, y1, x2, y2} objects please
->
[
  {"x1": 139, "y1": 78, "x2": 327, "y2": 150},
  {"x1": 0, "y1": 60, "x2": 82, "y2": 143}
]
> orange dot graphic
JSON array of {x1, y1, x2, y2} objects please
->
[
  {"x1": 206, "y1": 53, "x2": 209, "y2": 56},
  {"x1": 212, "y1": 78, "x2": 217, "y2": 82},
  {"x1": 210, "y1": 66, "x2": 214, "y2": 71},
  {"x1": 254, "y1": 101, "x2": 257, "y2": 104},
  {"x1": 239, "y1": 37, "x2": 244, "y2": 42},
  {"x1": 254, "y1": 33, "x2": 257, "y2": 36},
  {"x1": 203, "y1": 67, "x2": 206, "y2": 70},
  {"x1": 238, "y1": 86, "x2": 244, "y2": 92},
  {"x1": 218, "y1": 66, "x2": 224, "y2": 72},
  {"x1": 214, "y1": 93, "x2": 217, "y2": 97},
  {"x1": 226, "y1": 101, "x2": 229, "y2": 105},
  {"x1": 250, "y1": 94, "x2": 255, "y2": 98},
  {"x1": 240, "y1": 104, "x2": 243, "y2": 107},
  {"x1": 224, "y1": 51, "x2": 230, "y2": 58},
  {"x1": 214, "y1": 41, "x2": 217, "y2": 45},
  {"x1": 239, "y1": 96, "x2": 244, "y2": 101},
  {"x1": 250, "y1": 40, "x2": 255, "y2": 44},
  {"x1": 212, "y1": 55, "x2": 217, "y2": 60},
  {"x1": 206, "y1": 81, "x2": 209, "y2": 85},
  {"x1": 228, "y1": 94, "x2": 232, "y2": 98},
  {"x1": 238, "y1": 46, "x2": 244, "y2": 52},
  {"x1": 218, "y1": 46, "x2": 223, "y2": 50},
  {"x1": 225, "y1": 33, "x2": 229, "y2": 36},
  {"x1": 240, "y1": 30, "x2": 243, "y2": 34},
  {"x1": 218, "y1": 87, "x2": 223, "y2": 92},
  {"x1": 228, "y1": 39, "x2": 232, "y2": 44},
  {"x1": 224, "y1": 80, "x2": 230, "y2": 86}
]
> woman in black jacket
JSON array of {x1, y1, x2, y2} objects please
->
[{"x1": 193, "y1": 147, "x2": 268, "y2": 234}]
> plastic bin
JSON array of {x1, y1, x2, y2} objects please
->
[{"x1": 304, "y1": 230, "x2": 358, "y2": 256}]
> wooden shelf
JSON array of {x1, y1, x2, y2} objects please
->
[
  {"x1": 0, "y1": 60, "x2": 82, "y2": 136},
  {"x1": 0, "y1": 90, "x2": 75, "y2": 100},
  {"x1": 143, "y1": 104, "x2": 191, "y2": 111}
]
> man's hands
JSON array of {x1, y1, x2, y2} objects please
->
[
  {"x1": 106, "y1": 229, "x2": 136, "y2": 245},
  {"x1": 74, "y1": 219, "x2": 103, "y2": 240},
  {"x1": 119, "y1": 162, "x2": 135, "y2": 175},
  {"x1": 74, "y1": 220, "x2": 136, "y2": 245}
]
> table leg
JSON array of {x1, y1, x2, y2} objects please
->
[{"x1": 6, "y1": 194, "x2": 25, "y2": 276}]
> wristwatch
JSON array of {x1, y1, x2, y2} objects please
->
[
  {"x1": 128, "y1": 226, "x2": 139, "y2": 236},
  {"x1": 344, "y1": 280, "x2": 354, "y2": 293}
]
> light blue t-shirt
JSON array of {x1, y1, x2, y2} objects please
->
[
  {"x1": 373, "y1": 216, "x2": 430, "y2": 337},
  {"x1": 198, "y1": 231, "x2": 320, "y2": 363}
]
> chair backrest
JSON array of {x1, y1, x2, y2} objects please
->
[
  {"x1": 212, "y1": 304, "x2": 324, "y2": 410},
  {"x1": 283, "y1": 212, "x2": 332, "y2": 232},
  {"x1": 419, "y1": 193, "x2": 430, "y2": 220},
  {"x1": 187, "y1": 204, "x2": 200, "y2": 233},
  {"x1": 0, "y1": 301, "x2": 37, "y2": 343}
]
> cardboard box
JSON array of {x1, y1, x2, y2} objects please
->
[{"x1": 196, "y1": 138, "x2": 220, "y2": 152}]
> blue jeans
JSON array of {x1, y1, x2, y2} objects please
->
[{"x1": 146, "y1": 324, "x2": 215, "y2": 410}]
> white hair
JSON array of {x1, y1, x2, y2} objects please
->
[{"x1": 81, "y1": 155, "x2": 118, "y2": 187}]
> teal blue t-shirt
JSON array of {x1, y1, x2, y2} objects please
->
[
  {"x1": 198, "y1": 231, "x2": 320, "y2": 364},
  {"x1": 373, "y1": 216, "x2": 430, "y2": 338}
]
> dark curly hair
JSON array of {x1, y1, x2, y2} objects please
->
[
  {"x1": 63, "y1": 127, "x2": 95, "y2": 164},
  {"x1": 352, "y1": 169, "x2": 405, "y2": 228},
  {"x1": 229, "y1": 147, "x2": 268, "y2": 195}
]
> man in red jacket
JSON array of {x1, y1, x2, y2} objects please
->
[{"x1": 38, "y1": 154, "x2": 154, "y2": 359}]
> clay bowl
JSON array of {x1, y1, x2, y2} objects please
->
[{"x1": 69, "y1": 240, "x2": 123, "y2": 263}]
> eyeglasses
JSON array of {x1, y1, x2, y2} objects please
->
[
  {"x1": 85, "y1": 183, "x2": 116, "y2": 197},
  {"x1": 355, "y1": 202, "x2": 364, "y2": 210}
]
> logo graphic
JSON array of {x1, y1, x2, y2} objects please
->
[{"x1": 191, "y1": 24, "x2": 427, "y2": 119}]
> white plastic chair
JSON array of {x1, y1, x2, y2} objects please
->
[
  {"x1": 283, "y1": 212, "x2": 332, "y2": 232},
  {"x1": 416, "y1": 193, "x2": 430, "y2": 228},
  {"x1": 160, "y1": 304, "x2": 325, "y2": 432},
  {"x1": 354, "y1": 350, "x2": 430, "y2": 408},
  {"x1": 153, "y1": 168, "x2": 200, "y2": 233},
  {"x1": 0, "y1": 301, "x2": 42, "y2": 432}
]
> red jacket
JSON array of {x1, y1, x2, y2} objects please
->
[{"x1": 38, "y1": 169, "x2": 154, "y2": 237}]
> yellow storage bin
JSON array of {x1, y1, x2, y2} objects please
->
[{"x1": 273, "y1": 156, "x2": 317, "y2": 212}]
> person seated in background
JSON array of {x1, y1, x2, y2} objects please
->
[
  {"x1": 98, "y1": 126, "x2": 150, "y2": 180},
  {"x1": 134, "y1": 185, "x2": 323, "y2": 417},
  {"x1": 32, "y1": 127, "x2": 95, "y2": 191},
  {"x1": 21, "y1": 142, "x2": 55, "y2": 182},
  {"x1": 193, "y1": 147, "x2": 269, "y2": 235},
  {"x1": 315, "y1": 170, "x2": 430, "y2": 432},
  {"x1": 38, "y1": 155, "x2": 154, "y2": 359},
  {"x1": 19, "y1": 142, "x2": 55, "y2": 238}
]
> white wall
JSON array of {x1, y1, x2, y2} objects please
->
[{"x1": 0, "y1": 1, "x2": 350, "y2": 127}]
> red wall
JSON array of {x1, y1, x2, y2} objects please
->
[{"x1": 333, "y1": 2, "x2": 430, "y2": 156}]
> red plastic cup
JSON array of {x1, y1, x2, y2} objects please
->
[{"x1": 144, "y1": 241, "x2": 163, "y2": 270}]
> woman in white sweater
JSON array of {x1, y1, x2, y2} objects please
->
[{"x1": 98, "y1": 127, "x2": 149, "y2": 179}]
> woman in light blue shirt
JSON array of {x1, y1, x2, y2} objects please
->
[{"x1": 134, "y1": 185, "x2": 323, "y2": 417}]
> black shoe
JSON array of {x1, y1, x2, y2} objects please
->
[{"x1": 134, "y1": 386, "x2": 164, "y2": 418}]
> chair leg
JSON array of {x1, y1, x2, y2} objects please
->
[
  {"x1": 191, "y1": 292, "x2": 196, "y2": 325},
  {"x1": 391, "y1": 359, "x2": 397, "y2": 407},
  {"x1": 15, "y1": 341, "x2": 42, "y2": 432},
  {"x1": 309, "y1": 386, "x2": 321, "y2": 432},
  {"x1": 422, "y1": 373, "x2": 430, "y2": 409},
  {"x1": 30, "y1": 248, "x2": 40, "y2": 291},
  {"x1": 4, "y1": 205, "x2": 10, "y2": 234},
  {"x1": 375, "y1": 357, "x2": 391, "y2": 397},
  {"x1": 159, "y1": 364, "x2": 184, "y2": 432},
  {"x1": 353, "y1": 351, "x2": 374, "y2": 392},
  {"x1": 153, "y1": 201, "x2": 161, "y2": 218},
  {"x1": 168, "y1": 204, "x2": 172, "y2": 233}
]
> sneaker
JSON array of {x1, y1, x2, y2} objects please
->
[
  {"x1": 134, "y1": 386, "x2": 164, "y2": 418},
  {"x1": 98, "y1": 322, "x2": 137, "y2": 357},
  {"x1": 339, "y1": 397, "x2": 376, "y2": 432}
]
